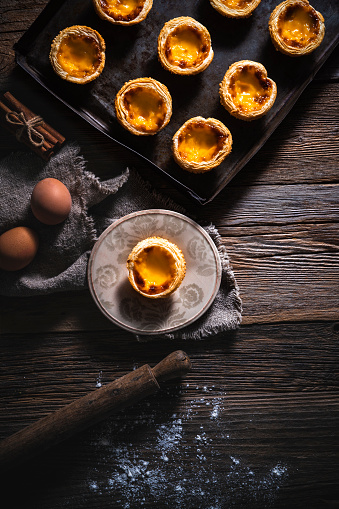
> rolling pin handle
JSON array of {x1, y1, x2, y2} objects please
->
[{"x1": 151, "y1": 350, "x2": 191, "y2": 383}]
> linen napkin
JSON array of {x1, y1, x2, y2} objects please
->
[{"x1": 0, "y1": 144, "x2": 242, "y2": 339}]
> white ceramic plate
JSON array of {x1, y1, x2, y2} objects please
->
[{"x1": 87, "y1": 210, "x2": 221, "y2": 335}]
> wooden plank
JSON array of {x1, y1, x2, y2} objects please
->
[
  {"x1": 1, "y1": 220, "x2": 338, "y2": 333},
  {"x1": 205, "y1": 183, "x2": 339, "y2": 226},
  {"x1": 1, "y1": 322, "x2": 338, "y2": 508},
  {"x1": 56, "y1": 82, "x2": 339, "y2": 187},
  {"x1": 232, "y1": 82, "x2": 339, "y2": 186},
  {"x1": 1, "y1": 321, "x2": 338, "y2": 432},
  {"x1": 220, "y1": 223, "x2": 339, "y2": 323},
  {"x1": 1, "y1": 83, "x2": 337, "y2": 189},
  {"x1": 1, "y1": 2, "x2": 338, "y2": 507},
  {"x1": 235, "y1": 257, "x2": 338, "y2": 324},
  {"x1": 0, "y1": 1, "x2": 48, "y2": 80}
]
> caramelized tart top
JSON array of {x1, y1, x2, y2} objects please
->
[
  {"x1": 209, "y1": 0, "x2": 261, "y2": 18},
  {"x1": 93, "y1": 0, "x2": 153, "y2": 25},
  {"x1": 177, "y1": 121, "x2": 227, "y2": 164},
  {"x1": 269, "y1": 1, "x2": 325, "y2": 56},
  {"x1": 127, "y1": 237, "x2": 186, "y2": 298},
  {"x1": 172, "y1": 116, "x2": 233, "y2": 173},
  {"x1": 165, "y1": 26, "x2": 208, "y2": 69},
  {"x1": 123, "y1": 87, "x2": 167, "y2": 133},
  {"x1": 158, "y1": 17, "x2": 213, "y2": 75},
  {"x1": 50, "y1": 26, "x2": 105, "y2": 84},
  {"x1": 277, "y1": 3, "x2": 321, "y2": 48},
  {"x1": 228, "y1": 64, "x2": 274, "y2": 114},
  {"x1": 132, "y1": 244, "x2": 177, "y2": 295},
  {"x1": 115, "y1": 77, "x2": 172, "y2": 136},
  {"x1": 57, "y1": 35, "x2": 101, "y2": 77},
  {"x1": 219, "y1": 60, "x2": 277, "y2": 121}
]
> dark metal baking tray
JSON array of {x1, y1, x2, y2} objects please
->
[{"x1": 14, "y1": 0, "x2": 339, "y2": 204}]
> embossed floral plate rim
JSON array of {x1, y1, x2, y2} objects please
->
[{"x1": 87, "y1": 209, "x2": 222, "y2": 335}]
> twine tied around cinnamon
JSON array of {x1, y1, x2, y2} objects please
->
[
  {"x1": 1, "y1": 92, "x2": 66, "y2": 161},
  {"x1": 5, "y1": 110, "x2": 45, "y2": 147}
]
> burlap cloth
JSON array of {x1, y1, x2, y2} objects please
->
[{"x1": 0, "y1": 144, "x2": 242, "y2": 340}]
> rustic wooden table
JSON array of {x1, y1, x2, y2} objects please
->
[{"x1": 1, "y1": 2, "x2": 338, "y2": 508}]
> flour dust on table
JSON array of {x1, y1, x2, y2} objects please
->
[{"x1": 84, "y1": 383, "x2": 289, "y2": 508}]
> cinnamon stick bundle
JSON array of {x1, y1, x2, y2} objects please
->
[{"x1": 0, "y1": 92, "x2": 65, "y2": 161}]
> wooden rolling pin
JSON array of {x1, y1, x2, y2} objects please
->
[{"x1": 0, "y1": 350, "x2": 191, "y2": 471}]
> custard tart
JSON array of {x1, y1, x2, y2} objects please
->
[
  {"x1": 127, "y1": 237, "x2": 186, "y2": 298},
  {"x1": 209, "y1": 0, "x2": 261, "y2": 18},
  {"x1": 268, "y1": 0, "x2": 325, "y2": 57},
  {"x1": 219, "y1": 60, "x2": 277, "y2": 121},
  {"x1": 92, "y1": 0, "x2": 153, "y2": 26},
  {"x1": 49, "y1": 25, "x2": 105, "y2": 84},
  {"x1": 172, "y1": 117, "x2": 232, "y2": 173},
  {"x1": 158, "y1": 17, "x2": 214, "y2": 76},
  {"x1": 115, "y1": 77, "x2": 172, "y2": 135}
]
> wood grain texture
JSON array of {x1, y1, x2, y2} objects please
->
[
  {"x1": 1, "y1": 323, "x2": 338, "y2": 508},
  {"x1": 0, "y1": 364, "x2": 161, "y2": 471},
  {"x1": 1, "y1": 194, "x2": 338, "y2": 331},
  {"x1": 0, "y1": 1, "x2": 338, "y2": 508},
  {"x1": 231, "y1": 84, "x2": 339, "y2": 186}
]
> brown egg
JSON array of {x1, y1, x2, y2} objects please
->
[
  {"x1": 31, "y1": 178, "x2": 72, "y2": 225},
  {"x1": 0, "y1": 226, "x2": 39, "y2": 271}
]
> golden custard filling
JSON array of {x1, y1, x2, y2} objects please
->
[
  {"x1": 178, "y1": 123, "x2": 226, "y2": 163},
  {"x1": 165, "y1": 27, "x2": 206, "y2": 68},
  {"x1": 123, "y1": 87, "x2": 167, "y2": 133},
  {"x1": 56, "y1": 35, "x2": 101, "y2": 77},
  {"x1": 230, "y1": 66, "x2": 272, "y2": 113},
  {"x1": 278, "y1": 5, "x2": 319, "y2": 46},
  {"x1": 132, "y1": 245, "x2": 177, "y2": 295},
  {"x1": 99, "y1": 0, "x2": 145, "y2": 21},
  {"x1": 221, "y1": 0, "x2": 253, "y2": 8}
]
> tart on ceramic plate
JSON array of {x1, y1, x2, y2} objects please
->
[
  {"x1": 92, "y1": 0, "x2": 153, "y2": 26},
  {"x1": 157, "y1": 16, "x2": 214, "y2": 76},
  {"x1": 115, "y1": 77, "x2": 172, "y2": 135},
  {"x1": 49, "y1": 25, "x2": 105, "y2": 84},
  {"x1": 126, "y1": 236, "x2": 186, "y2": 299},
  {"x1": 209, "y1": 0, "x2": 261, "y2": 18},
  {"x1": 172, "y1": 116, "x2": 233, "y2": 173},
  {"x1": 268, "y1": 0, "x2": 325, "y2": 57},
  {"x1": 87, "y1": 209, "x2": 222, "y2": 335},
  {"x1": 219, "y1": 60, "x2": 277, "y2": 121}
]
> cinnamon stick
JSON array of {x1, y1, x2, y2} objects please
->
[
  {"x1": 0, "y1": 92, "x2": 65, "y2": 160},
  {"x1": 0, "y1": 100, "x2": 53, "y2": 161},
  {"x1": 4, "y1": 92, "x2": 65, "y2": 147}
]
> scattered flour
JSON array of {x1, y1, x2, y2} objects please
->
[
  {"x1": 96, "y1": 371, "x2": 103, "y2": 388},
  {"x1": 271, "y1": 464, "x2": 288, "y2": 477},
  {"x1": 157, "y1": 418, "x2": 183, "y2": 452},
  {"x1": 210, "y1": 399, "x2": 222, "y2": 419},
  {"x1": 86, "y1": 383, "x2": 289, "y2": 508}
]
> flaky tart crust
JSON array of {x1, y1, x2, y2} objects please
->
[
  {"x1": 219, "y1": 60, "x2": 277, "y2": 121},
  {"x1": 92, "y1": 0, "x2": 153, "y2": 26},
  {"x1": 172, "y1": 116, "x2": 233, "y2": 173},
  {"x1": 49, "y1": 25, "x2": 105, "y2": 84},
  {"x1": 209, "y1": 0, "x2": 261, "y2": 19},
  {"x1": 157, "y1": 17, "x2": 214, "y2": 76},
  {"x1": 127, "y1": 237, "x2": 186, "y2": 298},
  {"x1": 268, "y1": 0, "x2": 325, "y2": 56},
  {"x1": 115, "y1": 77, "x2": 172, "y2": 136}
]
